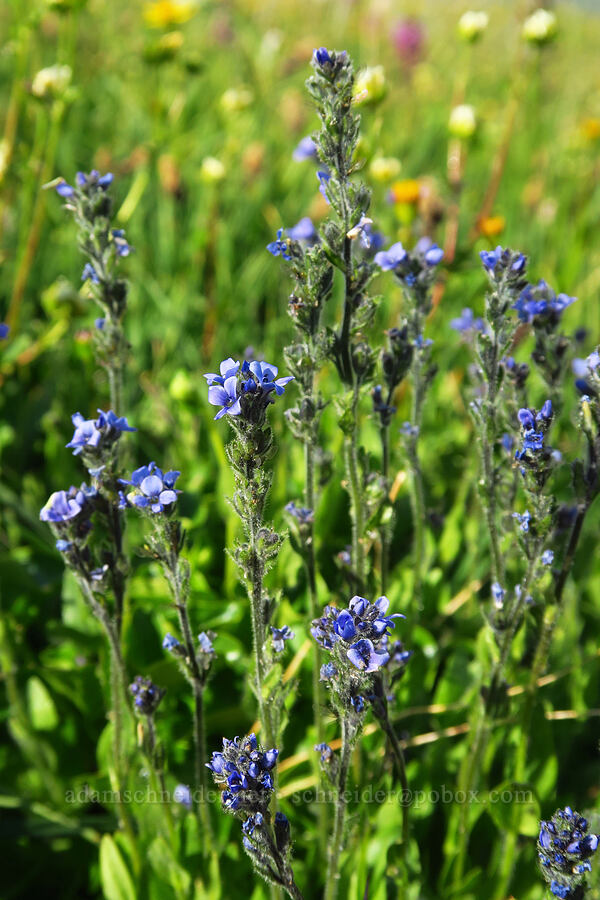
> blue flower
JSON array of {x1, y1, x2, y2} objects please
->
[
  {"x1": 129, "y1": 675, "x2": 164, "y2": 715},
  {"x1": 0, "y1": 323, "x2": 9, "y2": 339},
  {"x1": 208, "y1": 375, "x2": 242, "y2": 419},
  {"x1": 316, "y1": 169, "x2": 331, "y2": 202},
  {"x1": 350, "y1": 695, "x2": 365, "y2": 712},
  {"x1": 491, "y1": 582, "x2": 505, "y2": 608},
  {"x1": 40, "y1": 485, "x2": 94, "y2": 523},
  {"x1": 512, "y1": 280, "x2": 576, "y2": 324},
  {"x1": 66, "y1": 409, "x2": 136, "y2": 456},
  {"x1": 347, "y1": 638, "x2": 390, "y2": 672},
  {"x1": 173, "y1": 784, "x2": 192, "y2": 809},
  {"x1": 242, "y1": 812, "x2": 263, "y2": 835},
  {"x1": 198, "y1": 631, "x2": 215, "y2": 655},
  {"x1": 501, "y1": 433, "x2": 514, "y2": 453},
  {"x1": 480, "y1": 245, "x2": 526, "y2": 274},
  {"x1": 450, "y1": 307, "x2": 485, "y2": 333},
  {"x1": 266, "y1": 228, "x2": 291, "y2": 260},
  {"x1": 245, "y1": 360, "x2": 294, "y2": 396},
  {"x1": 271, "y1": 625, "x2": 294, "y2": 653},
  {"x1": 416, "y1": 237, "x2": 444, "y2": 265},
  {"x1": 541, "y1": 550, "x2": 554, "y2": 566},
  {"x1": 207, "y1": 734, "x2": 278, "y2": 817},
  {"x1": 314, "y1": 47, "x2": 332, "y2": 66},
  {"x1": 82, "y1": 263, "x2": 100, "y2": 284},
  {"x1": 111, "y1": 229, "x2": 132, "y2": 256},
  {"x1": 95, "y1": 318, "x2": 105, "y2": 330},
  {"x1": 56, "y1": 180, "x2": 75, "y2": 197},
  {"x1": 538, "y1": 807, "x2": 598, "y2": 897},
  {"x1": 334, "y1": 609, "x2": 357, "y2": 641},
  {"x1": 287, "y1": 216, "x2": 318, "y2": 243},
  {"x1": 163, "y1": 632, "x2": 181, "y2": 653},
  {"x1": 292, "y1": 136, "x2": 317, "y2": 161},
  {"x1": 120, "y1": 462, "x2": 181, "y2": 513},
  {"x1": 285, "y1": 501, "x2": 314, "y2": 524},
  {"x1": 320, "y1": 662, "x2": 337, "y2": 681},
  {"x1": 314, "y1": 742, "x2": 333, "y2": 762},
  {"x1": 374, "y1": 241, "x2": 407, "y2": 271},
  {"x1": 203, "y1": 357, "x2": 240, "y2": 386},
  {"x1": 513, "y1": 510, "x2": 531, "y2": 533}
]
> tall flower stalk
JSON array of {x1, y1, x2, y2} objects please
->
[
  {"x1": 373, "y1": 239, "x2": 444, "y2": 606},
  {"x1": 118, "y1": 461, "x2": 216, "y2": 846},
  {"x1": 205, "y1": 357, "x2": 295, "y2": 749},
  {"x1": 311, "y1": 593, "x2": 411, "y2": 898},
  {"x1": 305, "y1": 47, "x2": 381, "y2": 590}
]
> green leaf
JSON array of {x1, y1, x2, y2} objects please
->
[
  {"x1": 485, "y1": 781, "x2": 540, "y2": 836},
  {"x1": 99, "y1": 834, "x2": 136, "y2": 900},
  {"x1": 26, "y1": 676, "x2": 59, "y2": 731}
]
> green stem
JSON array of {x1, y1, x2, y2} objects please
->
[
  {"x1": 380, "y1": 424, "x2": 391, "y2": 595},
  {"x1": 493, "y1": 503, "x2": 592, "y2": 899},
  {"x1": 305, "y1": 440, "x2": 328, "y2": 851},
  {"x1": 324, "y1": 717, "x2": 354, "y2": 900},
  {"x1": 407, "y1": 333, "x2": 427, "y2": 610},
  {"x1": 344, "y1": 383, "x2": 366, "y2": 588}
]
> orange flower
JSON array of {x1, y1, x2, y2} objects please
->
[
  {"x1": 480, "y1": 215, "x2": 506, "y2": 237},
  {"x1": 390, "y1": 179, "x2": 420, "y2": 205}
]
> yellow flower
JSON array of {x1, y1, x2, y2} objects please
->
[
  {"x1": 581, "y1": 118, "x2": 600, "y2": 142},
  {"x1": 522, "y1": 9, "x2": 557, "y2": 44},
  {"x1": 448, "y1": 104, "x2": 477, "y2": 139},
  {"x1": 458, "y1": 11, "x2": 489, "y2": 42},
  {"x1": 369, "y1": 157, "x2": 402, "y2": 182},
  {"x1": 480, "y1": 215, "x2": 505, "y2": 237},
  {"x1": 353, "y1": 66, "x2": 386, "y2": 105},
  {"x1": 390, "y1": 179, "x2": 420, "y2": 205},
  {"x1": 143, "y1": 0, "x2": 196, "y2": 29},
  {"x1": 200, "y1": 156, "x2": 226, "y2": 183},
  {"x1": 220, "y1": 88, "x2": 253, "y2": 114}
]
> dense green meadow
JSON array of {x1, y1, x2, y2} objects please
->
[{"x1": 2, "y1": 0, "x2": 600, "y2": 898}]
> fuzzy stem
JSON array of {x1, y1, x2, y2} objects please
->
[
  {"x1": 493, "y1": 503, "x2": 592, "y2": 898},
  {"x1": 324, "y1": 716, "x2": 354, "y2": 900},
  {"x1": 379, "y1": 423, "x2": 391, "y2": 595},
  {"x1": 344, "y1": 383, "x2": 366, "y2": 588}
]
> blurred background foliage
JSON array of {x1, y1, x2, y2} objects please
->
[{"x1": 1, "y1": 0, "x2": 600, "y2": 897}]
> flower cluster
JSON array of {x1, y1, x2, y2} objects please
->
[
  {"x1": 375, "y1": 237, "x2": 443, "y2": 288},
  {"x1": 450, "y1": 307, "x2": 486, "y2": 336},
  {"x1": 40, "y1": 485, "x2": 96, "y2": 558},
  {"x1": 207, "y1": 733, "x2": 277, "y2": 814},
  {"x1": 538, "y1": 806, "x2": 598, "y2": 898},
  {"x1": 512, "y1": 279, "x2": 576, "y2": 327},
  {"x1": 129, "y1": 675, "x2": 165, "y2": 716},
  {"x1": 66, "y1": 409, "x2": 136, "y2": 463},
  {"x1": 205, "y1": 357, "x2": 294, "y2": 422},
  {"x1": 515, "y1": 401, "x2": 553, "y2": 461},
  {"x1": 480, "y1": 245, "x2": 527, "y2": 281},
  {"x1": 311, "y1": 595, "x2": 407, "y2": 714},
  {"x1": 119, "y1": 462, "x2": 181, "y2": 513}
]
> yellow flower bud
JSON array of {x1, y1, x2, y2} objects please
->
[
  {"x1": 143, "y1": 0, "x2": 196, "y2": 28},
  {"x1": 369, "y1": 157, "x2": 402, "y2": 182},
  {"x1": 480, "y1": 215, "x2": 505, "y2": 237},
  {"x1": 353, "y1": 66, "x2": 386, "y2": 105},
  {"x1": 220, "y1": 88, "x2": 254, "y2": 114}
]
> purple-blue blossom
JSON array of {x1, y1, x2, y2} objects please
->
[
  {"x1": 374, "y1": 241, "x2": 407, "y2": 271},
  {"x1": 513, "y1": 510, "x2": 531, "y2": 533},
  {"x1": 450, "y1": 307, "x2": 485, "y2": 333},
  {"x1": 0, "y1": 323, "x2": 9, "y2": 339},
  {"x1": 203, "y1": 357, "x2": 240, "y2": 386},
  {"x1": 292, "y1": 136, "x2": 317, "y2": 161},
  {"x1": 40, "y1": 485, "x2": 95, "y2": 523},
  {"x1": 208, "y1": 375, "x2": 242, "y2": 419},
  {"x1": 120, "y1": 462, "x2": 181, "y2": 513},
  {"x1": 129, "y1": 675, "x2": 164, "y2": 715},
  {"x1": 271, "y1": 625, "x2": 294, "y2": 653},
  {"x1": 266, "y1": 228, "x2": 291, "y2": 260},
  {"x1": 347, "y1": 638, "x2": 390, "y2": 672},
  {"x1": 287, "y1": 217, "x2": 318, "y2": 243},
  {"x1": 66, "y1": 409, "x2": 135, "y2": 456},
  {"x1": 82, "y1": 263, "x2": 100, "y2": 284}
]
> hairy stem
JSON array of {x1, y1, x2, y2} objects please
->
[
  {"x1": 324, "y1": 717, "x2": 354, "y2": 900},
  {"x1": 344, "y1": 383, "x2": 366, "y2": 588}
]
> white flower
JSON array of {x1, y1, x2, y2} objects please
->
[
  {"x1": 522, "y1": 8, "x2": 557, "y2": 44},
  {"x1": 458, "y1": 11, "x2": 489, "y2": 42},
  {"x1": 448, "y1": 104, "x2": 477, "y2": 139},
  {"x1": 31, "y1": 64, "x2": 72, "y2": 99},
  {"x1": 200, "y1": 157, "x2": 226, "y2": 182}
]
